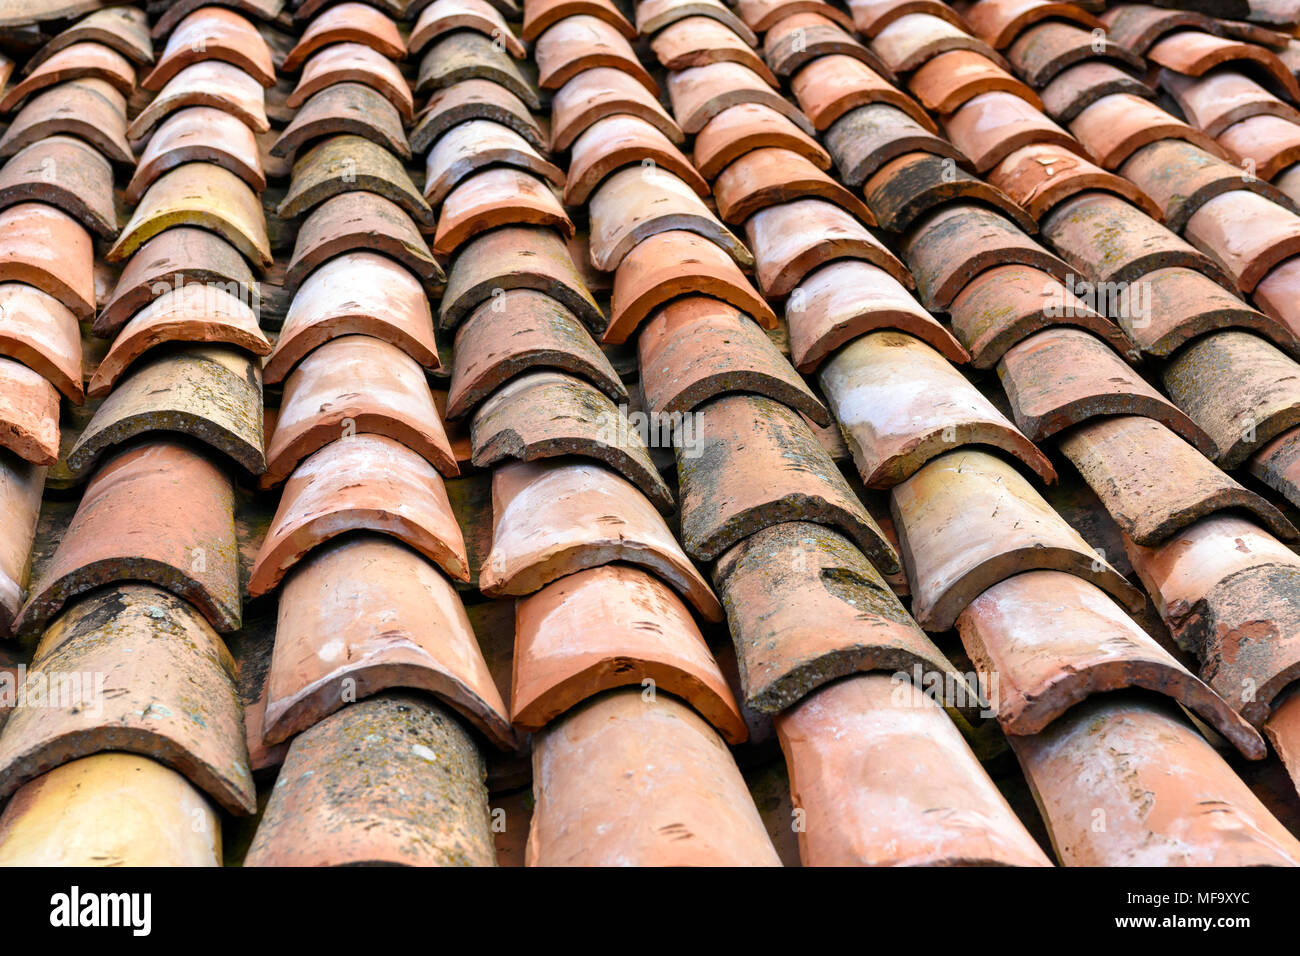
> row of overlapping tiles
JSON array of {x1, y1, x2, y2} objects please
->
[{"x1": 2, "y1": 0, "x2": 1300, "y2": 866}]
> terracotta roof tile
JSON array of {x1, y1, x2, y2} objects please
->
[
  {"x1": 429, "y1": 118, "x2": 562, "y2": 206},
  {"x1": 945, "y1": 89, "x2": 1082, "y2": 170},
  {"x1": 263, "y1": 334, "x2": 454, "y2": 484},
  {"x1": 565, "y1": 113, "x2": 704, "y2": 204},
  {"x1": 735, "y1": 0, "x2": 856, "y2": 33},
  {"x1": 652, "y1": 16, "x2": 779, "y2": 85},
  {"x1": 694, "y1": 101, "x2": 831, "y2": 179},
  {"x1": 638, "y1": 294, "x2": 828, "y2": 421},
  {"x1": 1011, "y1": 694, "x2": 1300, "y2": 865},
  {"x1": 522, "y1": 0, "x2": 633, "y2": 41},
  {"x1": 636, "y1": 0, "x2": 760, "y2": 47},
  {"x1": 0, "y1": 79, "x2": 134, "y2": 166},
  {"x1": 284, "y1": 190, "x2": 442, "y2": 292},
  {"x1": 673, "y1": 60, "x2": 817, "y2": 134},
  {"x1": 469, "y1": 369, "x2": 674, "y2": 510},
  {"x1": 0, "y1": 283, "x2": 83, "y2": 402},
  {"x1": 277, "y1": 133, "x2": 431, "y2": 226},
  {"x1": 786, "y1": 258, "x2": 966, "y2": 371},
  {"x1": 435, "y1": 168, "x2": 572, "y2": 256},
  {"x1": 1184, "y1": 189, "x2": 1300, "y2": 292},
  {"x1": 246, "y1": 693, "x2": 496, "y2": 866},
  {"x1": 910, "y1": 48, "x2": 1041, "y2": 113},
  {"x1": 958, "y1": 569, "x2": 1264, "y2": 754},
  {"x1": 871, "y1": 11, "x2": 1006, "y2": 74},
  {"x1": 0, "y1": 357, "x2": 57, "y2": 465},
  {"x1": 793, "y1": 53, "x2": 935, "y2": 132},
  {"x1": 20, "y1": 5, "x2": 152, "y2": 69},
  {"x1": 287, "y1": 41, "x2": 415, "y2": 119},
  {"x1": 765, "y1": 14, "x2": 895, "y2": 86},
  {"x1": 126, "y1": 107, "x2": 266, "y2": 204},
  {"x1": 153, "y1": 0, "x2": 285, "y2": 38},
  {"x1": 848, "y1": 0, "x2": 971, "y2": 37},
  {"x1": 1143, "y1": 264, "x2": 1300, "y2": 357},
  {"x1": 478, "y1": 458, "x2": 723, "y2": 619},
  {"x1": 144, "y1": 6, "x2": 276, "y2": 90},
  {"x1": 282, "y1": 2, "x2": 404, "y2": 71},
  {"x1": 999, "y1": 327, "x2": 1215, "y2": 450},
  {"x1": 1039, "y1": 58, "x2": 1154, "y2": 121},
  {"x1": 1217, "y1": 112, "x2": 1300, "y2": 178},
  {"x1": 991, "y1": 140, "x2": 1160, "y2": 221},
  {"x1": 0, "y1": 41, "x2": 134, "y2": 113},
  {"x1": 1071, "y1": 91, "x2": 1226, "y2": 168},
  {"x1": 824, "y1": 101, "x2": 967, "y2": 185},
  {"x1": 273, "y1": 81, "x2": 411, "y2": 158},
  {"x1": 511, "y1": 564, "x2": 746, "y2": 740},
  {"x1": 67, "y1": 348, "x2": 266, "y2": 479},
  {"x1": 550, "y1": 66, "x2": 682, "y2": 149},
  {"x1": 527, "y1": 690, "x2": 780, "y2": 865},
  {"x1": 867, "y1": 149, "x2": 1036, "y2": 233},
  {"x1": 1148, "y1": 28, "x2": 1300, "y2": 100},
  {"x1": 0, "y1": 135, "x2": 116, "y2": 240},
  {"x1": 1100, "y1": 2, "x2": 1215, "y2": 55},
  {"x1": 1164, "y1": 68, "x2": 1300, "y2": 137},
  {"x1": 129, "y1": 60, "x2": 270, "y2": 140},
  {"x1": 446, "y1": 288, "x2": 625, "y2": 418},
  {"x1": 0, "y1": 202, "x2": 95, "y2": 319},
  {"x1": 776, "y1": 673, "x2": 1052, "y2": 866},
  {"x1": 409, "y1": 0, "x2": 525, "y2": 59},
  {"x1": 1007, "y1": 19, "x2": 1142, "y2": 88},
  {"x1": 411, "y1": 76, "x2": 544, "y2": 153},
  {"x1": 0, "y1": 754, "x2": 220, "y2": 866},
  {"x1": 87, "y1": 284, "x2": 271, "y2": 398},
  {"x1": 536, "y1": 15, "x2": 653, "y2": 91},
  {"x1": 0, "y1": 449, "x2": 41, "y2": 635},
  {"x1": 263, "y1": 534, "x2": 513, "y2": 747},
  {"x1": 413, "y1": 31, "x2": 538, "y2": 106},
  {"x1": 714, "y1": 145, "x2": 876, "y2": 224},
  {"x1": 890, "y1": 448, "x2": 1141, "y2": 630}
]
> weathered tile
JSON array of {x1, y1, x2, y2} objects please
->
[
  {"x1": 636, "y1": 0, "x2": 758, "y2": 46},
  {"x1": 1219, "y1": 114, "x2": 1300, "y2": 180},
  {"x1": 19, "y1": 442, "x2": 241, "y2": 635},
  {"x1": 0, "y1": 203, "x2": 94, "y2": 320},
  {"x1": 766, "y1": 12, "x2": 893, "y2": 81},
  {"x1": 565, "y1": 114, "x2": 704, "y2": 206},
  {"x1": 246, "y1": 693, "x2": 496, "y2": 866},
  {"x1": 911, "y1": 48, "x2": 1040, "y2": 114},
  {"x1": 849, "y1": 0, "x2": 971, "y2": 37},
  {"x1": 264, "y1": 335, "x2": 455, "y2": 485},
  {"x1": 870, "y1": 11, "x2": 1004, "y2": 73},
  {"x1": 694, "y1": 102, "x2": 831, "y2": 180},
  {"x1": 866, "y1": 149, "x2": 1035, "y2": 234},
  {"x1": 250, "y1": 433, "x2": 469, "y2": 596},
  {"x1": 95, "y1": 227, "x2": 256, "y2": 337},
  {"x1": 790, "y1": 53, "x2": 933, "y2": 132},
  {"x1": 786, "y1": 259, "x2": 966, "y2": 372},
  {"x1": 513, "y1": 565, "x2": 745, "y2": 741},
  {"x1": 605, "y1": 229, "x2": 774, "y2": 344},
  {"x1": 1185, "y1": 190, "x2": 1300, "y2": 293},
  {"x1": 447, "y1": 289, "x2": 625, "y2": 419},
  {"x1": 1147, "y1": 28, "x2": 1300, "y2": 101},
  {"x1": 523, "y1": 0, "x2": 633, "y2": 41},
  {"x1": 964, "y1": 0, "x2": 1101, "y2": 49},
  {"x1": 1007, "y1": 20, "x2": 1141, "y2": 88},
  {"x1": 0, "y1": 135, "x2": 115, "y2": 243},
  {"x1": 414, "y1": 31, "x2": 538, "y2": 106},
  {"x1": 478, "y1": 458, "x2": 722, "y2": 620},
  {"x1": 776, "y1": 673, "x2": 1051, "y2": 866},
  {"x1": 434, "y1": 168, "x2": 572, "y2": 257},
  {"x1": 902, "y1": 202, "x2": 1070, "y2": 310},
  {"x1": 638, "y1": 295, "x2": 828, "y2": 423},
  {"x1": 441, "y1": 225, "x2": 603, "y2": 332},
  {"x1": 410, "y1": 77, "x2": 543, "y2": 154},
  {"x1": 824, "y1": 101, "x2": 966, "y2": 185},
  {"x1": 1039, "y1": 59, "x2": 1154, "y2": 122},
  {"x1": 143, "y1": 6, "x2": 275, "y2": 90},
  {"x1": 0, "y1": 42, "x2": 135, "y2": 113},
  {"x1": 1150, "y1": 265, "x2": 1300, "y2": 361},
  {"x1": 736, "y1": 0, "x2": 856, "y2": 33},
  {"x1": 1164, "y1": 69, "x2": 1300, "y2": 138},
  {"x1": 0, "y1": 81, "x2": 133, "y2": 167},
  {"x1": 263, "y1": 534, "x2": 513, "y2": 747},
  {"x1": 288, "y1": 41, "x2": 414, "y2": 120},
  {"x1": 1069, "y1": 92, "x2": 1225, "y2": 170},
  {"x1": 0, "y1": 585, "x2": 253, "y2": 814},
  {"x1": 678, "y1": 393, "x2": 899, "y2": 569},
  {"x1": 714, "y1": 146, "x2": 875, "y2": 225},
  {"x1": 87, "y1": 285, "x2": 270, "y2": 398},
  {"x1": 0, "y1": 449, "x2": 42, "y2": 635},
  {"x1": 948, "y1": 263, "x2": 1136, "y2": 369},
  {"x1": 671, "y1": 61, "x2": 816, "y2": 135},
  {"x1": 1011, "y1": 694, "x2": 1300, "y2": 865},
  {"x1": 991, "y1": 141, "x2": 1160, "y2": 222},
  {"x1": 823, "y1": 330, "x2": 1054, "y2": 487},
  {"x1": 429, "y1": 119, "x2": 563, "y2": 207},
  {"x1": 282, "y1": 1, "x2": 404, "y2": 71},
  {"x1": 285, "y1": 191, "x2": 442, "y2": 293},
  {"x1": 1041, "y1": 190, "x2": 1233, "y2": 289},
  {"x1": 1162, "y1": 330, "x2": 1300, "y2": 468},
  {"x1": 126, "y1": 107, "x2": 267, "y2": 204},
  {"x1": 589, "y1": 166, "x2": 748, "y2": 271},
  {"x1": 272, "y1": 81, "x2": 410, "y2": 159},
  {"x1": 654, "y1": 16, "x2": 778, "y2": 85},
  {"x1": 1100, "y1": 1, "x2": 1211, "y2": 54},
  {"x1": 127, "y1": 61, "x2": 270, "y2": 140},
  {"x1": 1125, "y1": 513, "x2": 1300, "y2": 724},
  {"x1": 0, "y1": 284, "x2": 83, "y2": 403},
  {"x1": 111, "y1": 163, "x2": 273, "y2": 269},
  {"x1": 470, "y1": 370, "x2": 673, "y2": 511},
  {"x1": 409, "y1": 0, "x2": 524, "y2": 58},
  {"x1": 21, "y1": 5, "x2": 152, "y2": 69},
  {"x1": 277, "y1": 133, "x2": 432, "y2": 227},
  {"x1": 999, "y1": 327, "x2": 1213, "y2": 451},
  {"x1": 0, "y1": 358, "x2": 57, "y2": 465},
  {"x1": 1250, "y1": 423, "x2": 1300, "y2": 510},
  {"x1": 944, "y1": 90, "x2": 1082, "y2": 172},
  {"x1": 890, "y1": 448, "x2": 1141, "y2": 630},
  {"x1": 295, "y1": 0, "x2": 404, "y2": 19},
  {"x1": 153, "y1": 0, "x2": 285, "y2": 37},
  {"x1": 68, "y1": 348, "x2": 265, "y2": 480},
  {"x1": 960, "y1": 569, "x2": 1264, "y2": 755},
  {"x1": 527, "y1": 689, "x2": 780, "y2": 866},
  {"x1": 0, "y1": 754, "x2": 220, "y2": 867},
  {"x1": 536, "y1": 15, "x2": 653, "y2": 92}
]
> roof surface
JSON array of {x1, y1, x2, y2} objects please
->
[{"x1": 2, "y1": 0, "x2": 1300, "y2": 867}]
